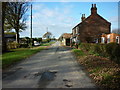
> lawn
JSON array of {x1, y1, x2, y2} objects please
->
[{"x1": 2, "y1": 46, "x2": 46, "y2": 69}]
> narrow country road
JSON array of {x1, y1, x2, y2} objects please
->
[{"x1": 3, "y1": 41, "x2": 97, "y2": 88}]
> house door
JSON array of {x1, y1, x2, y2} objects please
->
[{"x1": 66, "y1": 39, "x2": 70, "y2": 46}]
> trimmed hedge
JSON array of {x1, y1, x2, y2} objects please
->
[{"x1": 78, "y1": 43, "x2": 120, "y2": 64}]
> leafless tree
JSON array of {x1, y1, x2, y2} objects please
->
[{"x1": 5, "y1": 2, "x2": 29, "y2": 43}]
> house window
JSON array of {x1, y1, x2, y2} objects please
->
[
  {"x1": 101, "y1": 37, "x2": 105, "y2": 43},
  {"x1": 96, "y1": 39, "x2": 98, "y2": 43},
  {"x1": 76, "y1": 27, "x2": 79, "y2": 34},
  {"x1": 107, "y1": 35, "x2": 110, "y2": 43},
  {"x1": 116, "y1": 36, "x2": 119, "y2": 44},
  {"x1": 107, "y1": 38, "x2": 110, "y2": 43},
  {"x1": 72, "y1": 30, "x2": 74, "y2": 33},
  {"x1": 72, "y1": 29, "x2": 75, "y2": 36}
]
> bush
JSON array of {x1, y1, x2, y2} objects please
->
[
  {"x1": 72, "y1": 49, "x2": 85, "y2": 56},
  {"x1": 92, "y1": 44, "x2": 106, "y2": 56},
  {"x1": 105, "y1": 43, "x2": 120, "y2": 63},
  {"x1": 78, "y1": 43, "x2": 120, "y2": 64},
  {"x1": 19, "y1": 44, "x2": 29, "y2": 48},
  {"x1": 79, "y1": 43, "x2": 91, "y2": 51},
  {"x1": 7, "y1": 42, "x2": 20, "y2": 49}
]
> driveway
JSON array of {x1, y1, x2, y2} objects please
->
[{"x1": 3, "y1": 41, "x2": 97, "y2": 88}]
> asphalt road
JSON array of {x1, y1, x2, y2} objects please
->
[{"x1": 3, "y1": 41, "x2": 97, "y2": 88}]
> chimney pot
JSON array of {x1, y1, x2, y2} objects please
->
[
  {"x1": 81, "y1": 14, "x2": 86, "y2": 22},
  {"x1": 91, "y1": 4, "x2": 97, "y2": 15},
  {"x1": 92, "y1": 4, "x2": 93, "y2": 8},
  {"x1": 94, "y1": 4, "x2": 96, "y2": 7},
  {"x1": 84, "y1": 14, "x2": 85, "y2": 17}
]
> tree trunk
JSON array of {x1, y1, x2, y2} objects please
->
[
  {"x1": 2, "y1": 2, "x2": 7, "y2": 53},
  {"x1": 16, "y1": 30, "x2": 19, "y2": 44}
]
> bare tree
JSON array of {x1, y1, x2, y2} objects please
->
[{"x1": 5, "y1": 2, "x2": 29, "y2": 43}]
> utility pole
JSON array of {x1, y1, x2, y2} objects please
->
[{"x1": 30, "y1": 4, "x2": 32, "y2": 47}]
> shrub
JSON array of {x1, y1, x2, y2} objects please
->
[
  {"x1": 105, "y1": 43, "x2": 120, "y2": 63},
  {"x1": 7, "y1": 42, "x2": 20, "y2": 49},
  {"x1": 72, "y1": 49, "x2": 85, "y2": 56},
  {"x1": 92, "y1": 44, "x2": 106, "y2": 56},
  {"x1": 79, "y1": 43, "x2": 91, "y2": 51},
  {"x1": 78, "y1": 43, "x2": 120, "y2": 64},
  {"x1": 19, "y1": 44, "x2": 29, "y2": 48}
]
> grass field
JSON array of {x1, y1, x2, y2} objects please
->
[{"x1": 2, "y1": 46, "x2": 46, "y2": 69}]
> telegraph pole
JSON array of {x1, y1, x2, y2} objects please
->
[{"x1": 30, "y1": 4, "x2": 32, "y2": 47}]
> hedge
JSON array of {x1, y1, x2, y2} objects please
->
[{"x1": 78, "y1": 43, "x2": 120, "y2": 64}]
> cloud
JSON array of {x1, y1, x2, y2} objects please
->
[{"x1": 20, "y1": 2, "x2": 76, "y2": 38}]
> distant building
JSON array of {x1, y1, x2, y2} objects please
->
[
  {"x1": 101, "y1": 33, "x2": 120, "y2": 44},
  {"x1": 43, "y1": 31, "x2": 52, "y2": 39},
  {"x1": 4, "y1": 32, "x2": 16, "y2": 42},
  {"x1": 59, "y1": 33, "x2": 72, "y2": 46},
  {"x1": 71, "y1": 4, "x2": 111, "y2": 44}
]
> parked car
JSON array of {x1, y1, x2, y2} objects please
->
[{"x1": 34, "y1": 41, "x2": 40, "y2": 46}]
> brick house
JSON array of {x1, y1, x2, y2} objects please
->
[
  {"x1": 71, "y1": 4, "x2": 111, "y2": 44},
  {"x1": 101, "y1": 33, "x2": 120, "y2": 44}
]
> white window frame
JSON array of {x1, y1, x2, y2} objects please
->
[
  {"x1": 116, "y1": 36, "x2": 119, "y2": 44},
  {"x1": 107, "y1": 35, "x2": 110, "y2": 43},
  {"x1": 101, "y1": 37, "x2": 105, "y2": 43}
]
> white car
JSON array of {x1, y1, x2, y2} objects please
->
[{"x1": 34, "y1": 41, "x2": 40, "y2": 46}]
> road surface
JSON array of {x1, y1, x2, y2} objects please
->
[{"x1": 3, "y1": 41, "x2": 97, "y2": 88}]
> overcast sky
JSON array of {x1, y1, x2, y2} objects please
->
[{"x1": 20, "y1": 1, "x2": 119, "y2": 38}]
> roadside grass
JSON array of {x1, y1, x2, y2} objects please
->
[
  {"x1": 72, "y1": 49, "x2": 85, "y2": 56},
  {"x1": 40, "y1": 41, "x2": 55, "y2": 46},
  {"x1": 72, "y1": 49, "x2": 120, "y2": 89},
  {"x1": 2, "y1": 46, "x2": 46, "y2": 69}
]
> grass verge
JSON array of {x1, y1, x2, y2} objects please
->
[
  {"x1": 72, "y1": 49, "x2": 120, "y2": 89},
  {"x1": 72, "y1": 49, "x2": 85, "y2": 56},
  {"x1": 2, "y1": 46, "x2": 46, "y2": 69},
  {"x1": 40, "y1": 41, "x2": 55, "y2": 46}
]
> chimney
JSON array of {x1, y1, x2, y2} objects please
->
[
  {"x1": 81, "y1": 14, "x2": 86, "y2": 22},
  {"x1": 91, "y1": 4, "x2": 97, "y2": 15}
]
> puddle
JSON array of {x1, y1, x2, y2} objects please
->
[
  {"x1": 40, "y1": 72, "x2": 56, "y2": 81},
  {"x1": 38, "y1": 70, "x2": 57, "y2": 88}
]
